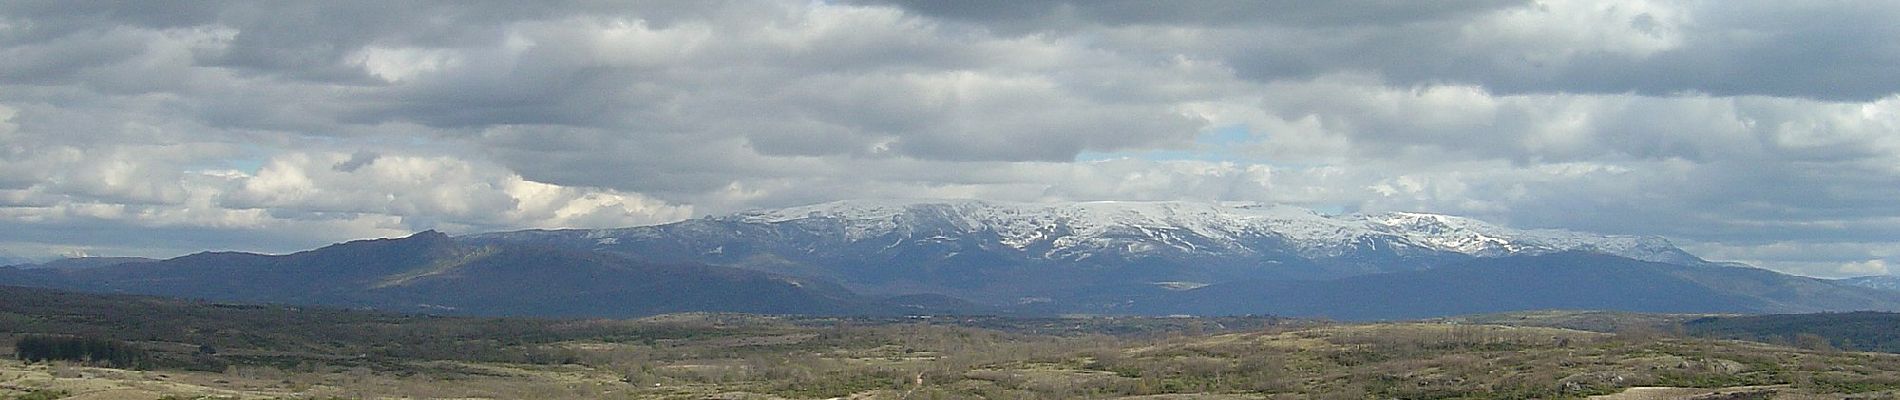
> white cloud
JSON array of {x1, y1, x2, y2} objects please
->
[
  {"x1": 218, "y1": 151, "x2": 693, "y2": 229},
  {"x1": 1463, "y1": 0, "x2": 1688, "y2": 62},
  {"x1": 1841, "y1": 259, "x2": 1891, "y2": 277},
  {"x1": 353, "y1": 46, "x2": 462, "y2": 83},
  {"x1": 0, "y1": 1, "x2": 1898, "y2": 278}
]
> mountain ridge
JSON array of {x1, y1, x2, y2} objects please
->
[
  {"x1": 612, "y1": 199, "x2": 1699, "y2": 263},
  {"x1": 1, "y1": 256, "x2": 156, "y2": 270},
  {"x1": 1142, "y1": 251, "x2": 1900, "y2": 320},
  {"x1": 6, "y1": 199, "x2": 1894, "y2": 319},
  {"x1": 468, "y1": 199, "x2": 1705, "y2": 302},
  {"x1": 1842, "y1": 275, "x2": 1900, "y2": 291},
  {"x1": 0, "y1": 231, "x2": 912, "y2": 318}
]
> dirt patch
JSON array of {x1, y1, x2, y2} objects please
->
[{"x1": 1589, "y1": 385, "x2": 1782, "y2": 400}]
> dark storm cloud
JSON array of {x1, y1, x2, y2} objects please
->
[{"x1": 869, "y1": 0, "x2": 1900, "y2": 101}]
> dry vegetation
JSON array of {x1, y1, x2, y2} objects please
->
[
  {"x1": 8, "y1": 288, "x2": 1900, "y2": 399},
  {"x1": 9, "y1": 314, "x2": 1900, "y2": 399}
]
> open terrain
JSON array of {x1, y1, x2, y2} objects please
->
[{"x1": 8, "y1": 287, "x2": 1900, "y2": 399}]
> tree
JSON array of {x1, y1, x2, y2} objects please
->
[
  {"x1": 14, "y1": 335, "x2": 145, "y2": 368},
  {"x1": 1794, "y1": 333, "x2": 1836, "y2": 352}
]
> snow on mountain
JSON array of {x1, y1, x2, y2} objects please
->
[
  {"x1": 703, "y1": 199, "x2": 1698, "y2": 264},
  {"x1": 1841, "y1": 275, "x2": 1900, "y2": 291},
  {"x1": 461, "y1": 199, "x2": 1711, "y2": 304}
]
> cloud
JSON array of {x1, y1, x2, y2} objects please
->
[
  {"x1": 1842, "y1": 259, "x2": 1891, "y2": 277},
  {"x1": 0, "y1": 1, "x2": 1897, "y2": 278},
  {"x1": 223, "y1": 151, "x2": 690, "y2": 230},
  {"x1": 0, "y1": 147, "x2": 691, "y2": 257},
  {"x1": 860, "y1": 0, "x2": 1523, "y2": 30},
  {"x1": 874, "y1": 0, "x2": 1900, "y2": 101}
]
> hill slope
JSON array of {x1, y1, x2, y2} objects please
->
[
  {"x1": 1842, "y1": 275, "x2": 1900, "y2": 291},
  {"x1": 1146, "y1": 252, "x2": 1900, "y2": 320},
  {"x1": 0, "y1": 231, "x2": 897, "y2": 317},
  {"x1": 1685, "y1": 312, "x2": 1900, "y2": 353}
]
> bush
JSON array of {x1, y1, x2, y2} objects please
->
[{"x1": 11, "y1": 389, "x2": 72, "y2": 400}]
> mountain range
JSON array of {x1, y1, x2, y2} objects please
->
[
  {"x1": 0, "y1": 232, "x2": 930, "y2": 317},
  {"x1": 467, "y1": 200, "x2": 1706, "y2": 305},
  {"x1": 4, "y1": 199, "x2": 1896, "y2": 319},
  {"x1": 3, "y1": 256, "x2": 155, "y2": 270}
]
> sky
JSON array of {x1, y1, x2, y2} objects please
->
[{"x1": 1, "y1": 0, "x2": 1897, "y2": 277}]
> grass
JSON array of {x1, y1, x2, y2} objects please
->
[
  {"x1": 11, "y1": 318, "x2": 1900, "y2": 399},
  {"x1": 8, "y1": 287, "x2": 1900, "y2": 398},
  {"x1": 7, "y1": 390, "x2": 68, "y2": 400}
]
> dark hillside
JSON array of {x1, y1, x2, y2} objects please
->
[
  {"x1": 1153, "y1": 252, "x2": 1900, "y2": 320},
  {"x1": 1685, "y1": 312, "x2": 1900, "y2": 353},
  {"x1": 0, "y1": 232, "x2": 909, "y2": 318}
]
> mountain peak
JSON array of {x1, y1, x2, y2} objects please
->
[
  {"x1": 453, "y1": 199, "x2": 1736, "y2": 311},
  {"x1": 725, "y1": 199, "x2": 1326, "y2": 225},
  {"x1": 463, "y1": 198, "x2": 1707, "y2": 304},
  {"x1": 691, "y1": 199, "x2": 1695, "y2": 264}
]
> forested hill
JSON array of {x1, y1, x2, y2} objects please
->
[{"x1": 1685, "y1": 312, "x2": 1900, "y2": 353}]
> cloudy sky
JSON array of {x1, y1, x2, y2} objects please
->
[{"x1": 2, "y1": 0, "x2": 1897, "y2": 277}]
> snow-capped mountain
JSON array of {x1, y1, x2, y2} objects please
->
[
  {"x1": 14, "y1": 198, "x2": 1873, "y2": 319},
  {"x1": 1841, "y1": 275, "x2": 1900, "y2": 291},
  {"x1": 469, "y1": 200, "x2": 1704, "y2": 304},
  {"x1": 727, "y1": 199, "x2": 1692, "y2": 262}
]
